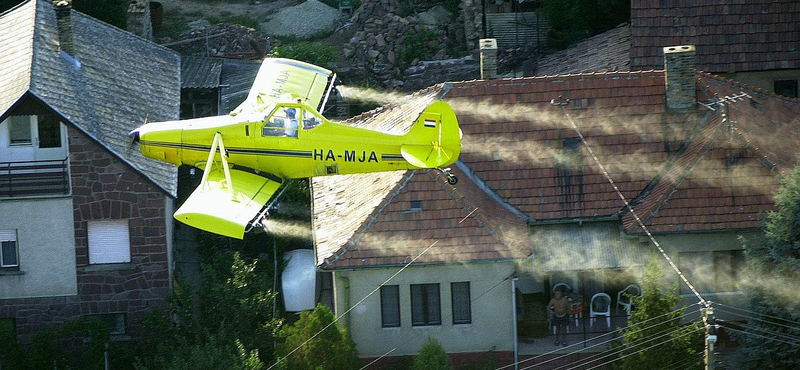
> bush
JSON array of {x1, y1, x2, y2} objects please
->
[
  {"x1": 274, "y1": 304, "x2": 360, "y2": 370},
  {"x1": 412, "y1": 336, "x2": 451, "y2": 370}
]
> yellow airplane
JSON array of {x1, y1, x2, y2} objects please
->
[{"x1": 130, "y1": 58, "x2": 461, "y2": 239}]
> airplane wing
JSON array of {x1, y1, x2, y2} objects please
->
[
  {"x1": 232, "y1": 58, "x2": 334, "y2": 115},
  {"x1": 174, "y1": 166, "x2": 281, "y2": 239}
]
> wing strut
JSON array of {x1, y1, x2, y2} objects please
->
[{"x1": 202, "y1": 132, "x2": 235, "y2": 200}]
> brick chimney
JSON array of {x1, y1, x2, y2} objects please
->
[
  {"x1": 480, "y1": 38, "x2": 498, "y2": 80},
  {"x1": 126, "y1": 0, "x2": 153, "y2": 41},
  {"x1": 663, "y1": 45, "x2": 696, "y2": 111},
  {"x1": 53, "y1": 0, "x2": 75, "y2": 57}
]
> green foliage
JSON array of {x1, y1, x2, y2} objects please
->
[
  {"x1": 0, "y1": 319, "x2": 25, "y2": 370},
  {"x1": 275, "y1": 304, "x2": 360, "y2": 370},
  {"x1": 614, "y1": 258, "x2": 703, "y2": 370},
  {"x1": 26, "y1": 317, "x2": 110, "y2": 370},
  {"x1": 738, "y1": 164, "x2": 800, "y2": 369},
  {"x1": 73, "y1": 0, "x2": 128, "y2": 29},
  {"x1": 539, "y1": 0, "x2": 630, "y2": 49},
  {"x1": 412, "y1": 336, "x2": 452, "y2": 370},
  {"x1": 269, "y1": 42, "x2": 339, "y2": 69},
  {"x1": 135, "y1": 246, "x2": 279, "y2": 369},
  {"x1": 401, "y1": 27, "x2": 439, "y2": 62}
]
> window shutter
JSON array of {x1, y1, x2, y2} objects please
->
[{"x1": 88, "y1": 220, "x2": 130, "y2": 264}]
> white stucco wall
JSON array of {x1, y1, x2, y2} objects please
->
[
  {"x1": 0, "y1": 196, "x2": 77, "y2": 298},
  {"x1": 632, "y1": 231, "x2": 753, "y2": 318},
  {"x1": 332, "y1": 262, "x2": 517, "y2": 357}
]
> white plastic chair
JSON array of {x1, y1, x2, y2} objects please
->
[
  {"x1": 616, "y1": 284, "x2": 641, "y2": 318},
  {"x1": 589, "y1": 293, "x2": 611, "y2": 328},
  {"x1": 552, "y1": 282, "x2": 571, "y2": 294}
]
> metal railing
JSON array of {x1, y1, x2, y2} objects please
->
[{"x1": 0, "y1": 159, "x2": 70, "y2": 198}]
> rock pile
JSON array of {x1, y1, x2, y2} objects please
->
[
  {"x1": 338, "y1": 0, "x2": 476, "y2": 90},
  {"x1": 162, "y1": 23, "x2": 273, "y2": 60}
]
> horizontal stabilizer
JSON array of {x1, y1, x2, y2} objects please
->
[
  {"x1": 401, "y1": 145, "x2": 457, "y2": 168},
  {"x1": 175, "y1": 167, "x2": 281, "y2": 239}
]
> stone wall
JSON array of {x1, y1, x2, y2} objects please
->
[
  {"x1": 0, "y1": 126, "x2": 171, "y2": 344},
  {"x1": 69, "y1": 125, "x2": 171, "y2": 338},
  {"x1": 338, "y1": 0, "x2": 479, "y2": 90}
]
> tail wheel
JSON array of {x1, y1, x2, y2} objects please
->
[{"x1": 447, "y1": 175, "x2": 458, "y2": 185}]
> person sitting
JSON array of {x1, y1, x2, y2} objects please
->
[{"x1": 284, "y1": 108, "x2": 298, "y2": 137}]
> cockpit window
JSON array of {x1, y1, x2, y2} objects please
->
[
  {"x1": 301, "y1": 108, "x2": 322, "y2": 130},
  {"x1": 262, "y1": 107, "x2": 299, "y2": 137}
]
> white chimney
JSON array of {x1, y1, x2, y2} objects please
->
[{"x1": 480, "y1": 38, "x2": 498, "y2": 80}]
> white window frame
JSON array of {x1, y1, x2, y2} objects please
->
[
  {"x1": 0, "y1": 229, "x2": 19, "y2": 268},
  {"x1": 88, "y1": 220, "x2": 131, "y2": 264},
  {"x1": 6, "y1": 116, "x2": 33, "y2": 146}
]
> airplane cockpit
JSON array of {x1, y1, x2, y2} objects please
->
[{"x1": 261, "y1": 103, "x2": 324, "y2": 137}]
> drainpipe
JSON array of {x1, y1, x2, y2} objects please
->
[
  {"x1": 338, "y1": 274, "x2": 351, "y2": 329},
  {"x1": 511, "y1": 277, "x2": 519, "y2": 370}
]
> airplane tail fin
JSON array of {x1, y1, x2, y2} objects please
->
[{"x1": 400, "y1": 100, "x2": 462, "y2": 169}]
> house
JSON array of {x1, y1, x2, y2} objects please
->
[
  {"x1": 310, "y1": 44, "x2": 800, "y2": 367},
  {"x1": 0, "y1": 0, "x2": 179, "y2": 343},
  {"x1": 534, "y1": 1, "x2": 799, "y2": 98}
]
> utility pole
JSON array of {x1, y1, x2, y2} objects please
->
[{"x1": 703, "y1": 303, "x2": 717, "y2": 370}]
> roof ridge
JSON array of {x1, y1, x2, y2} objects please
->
[{"x1": 697, "y1": 71, "x2": 800, "y2": 104}]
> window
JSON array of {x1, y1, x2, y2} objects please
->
[
  {"x1": 89, "y1": 313, "x2": 126, "y2": 335},
  {"x1": 37, "y1": 114, "x2": 62, "y2": 148},
  {"x1": 87, "y1": 220, "x2": 130, "y2": 264},
  {"x1": 411, "y1": 283, "x2": 440, "y2": 326},
  {"x1": 7, "y1": 116, "x2": 32, "y2": 145},
  {"x1": 380, "y1": 285, "x2": 400, "y2": 328},
  {"x1": 774, "y1": 79, "x2": 798, "y2": 98},
  {"x1": 1, "y1": 230, "x2": 19, "y2": 269},
  {"x1": 451, "y1": 282, "x2": 472, "y2": 325}
]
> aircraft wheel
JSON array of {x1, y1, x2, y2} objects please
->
[{"x1": 447, "y1": 175, "x2": 458, "y2": 185}]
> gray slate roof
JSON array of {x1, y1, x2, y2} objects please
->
[{"x1": 0, "y1": 0, "x2": 180, "y2": 197}]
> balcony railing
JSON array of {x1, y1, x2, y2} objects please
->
[{"x1": 0, "y1": 159, "x2": 70, "y2": 198}]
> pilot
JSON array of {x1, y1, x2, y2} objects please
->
[{"x1": 284, "y1": 108, "x2": 299, "y2": 137}]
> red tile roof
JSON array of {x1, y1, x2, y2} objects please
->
[
  {"x1": 630, "y1": 0, "x2": 800, "y2": 72},
  {"x1": 313, "y1": 70, "x2": 800, "y2": 269}
]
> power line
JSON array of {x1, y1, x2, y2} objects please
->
[
  {"x1": 561, "y1": 326, "x2": 706, "y2": 370},
  {"x1": 268, "y1": 241, "x2": 438, "y2": 370},
  {"x1": 362, "y1": 273, "x2": 514, "y2": 369},
  {"x1": 714, "y1": 303, "x2": 800, "y2": 331},
  {"x1": 552, "y1": 99, "x2": 707, "y2": 306},
  {"x1": 498, "y1": 304, "x2": 700, "y2": 370},
  {"x1": 722, "y1": 326, "x2": 800, "y2": 348}
]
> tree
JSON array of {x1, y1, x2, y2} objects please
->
[
  {"x1": 412, "y1": 336, "x2": 452, "y2": 370},
  {"x1": 614, "y1": 257, "x2": 704, "y2": 370},
  {"x1": 738, "y1": 164, "x2": 800, "y2": 369},
  {"x1": 539, "y1": 0, "x2": 630, "y2": 49},
  {"x1": 274, "y1": 304, "x2": 360, "y2": 370}
]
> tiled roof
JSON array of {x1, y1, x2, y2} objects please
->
[
  {"x1": 630, "y1": 0, "x2": 800, "y2": 72},
  {"x1": 313, "y1": 86, "x2": 532, "y2": 269},
  {"x1": 313, "y1": 69, "x2": 800, "y2": 268},
  {"x1": 535, "y1": 23, "x2": 631, "y2": 76},
  {"x1": 0, "y1": 0, "x2": 179, "y2": 197}
]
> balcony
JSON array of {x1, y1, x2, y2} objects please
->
[{"x1": 0, "y1": 159, "x2": 70, "y2": 198}]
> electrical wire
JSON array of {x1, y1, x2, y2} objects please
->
[
  {"x1": 716, "y1": 318, "x2": 800, "y2": 345},
  {"x1": 267, "y1": 241, "x2": 438, "y2": 370},
  {"x1": 539, "y1": 323, "x2": 703, "y2": 370},
  {"x1": 362, "y1": 274, "x2": 514, "y2": 370},
  {"x1": 722, "y1": 326, "x2": 800, "y2": 347},
  {"x1": 715, "y1": 303, "x2": 800, "y2": 331},
  {"x1": 554, "y1": 102, "x2": 707, "y2": 307},
  {"x1": 496, "y1": 304, "x2": 701, "y2": 370},
  {"x1": 559, "y1": 326, "x2": 706, "y2": 370}
]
